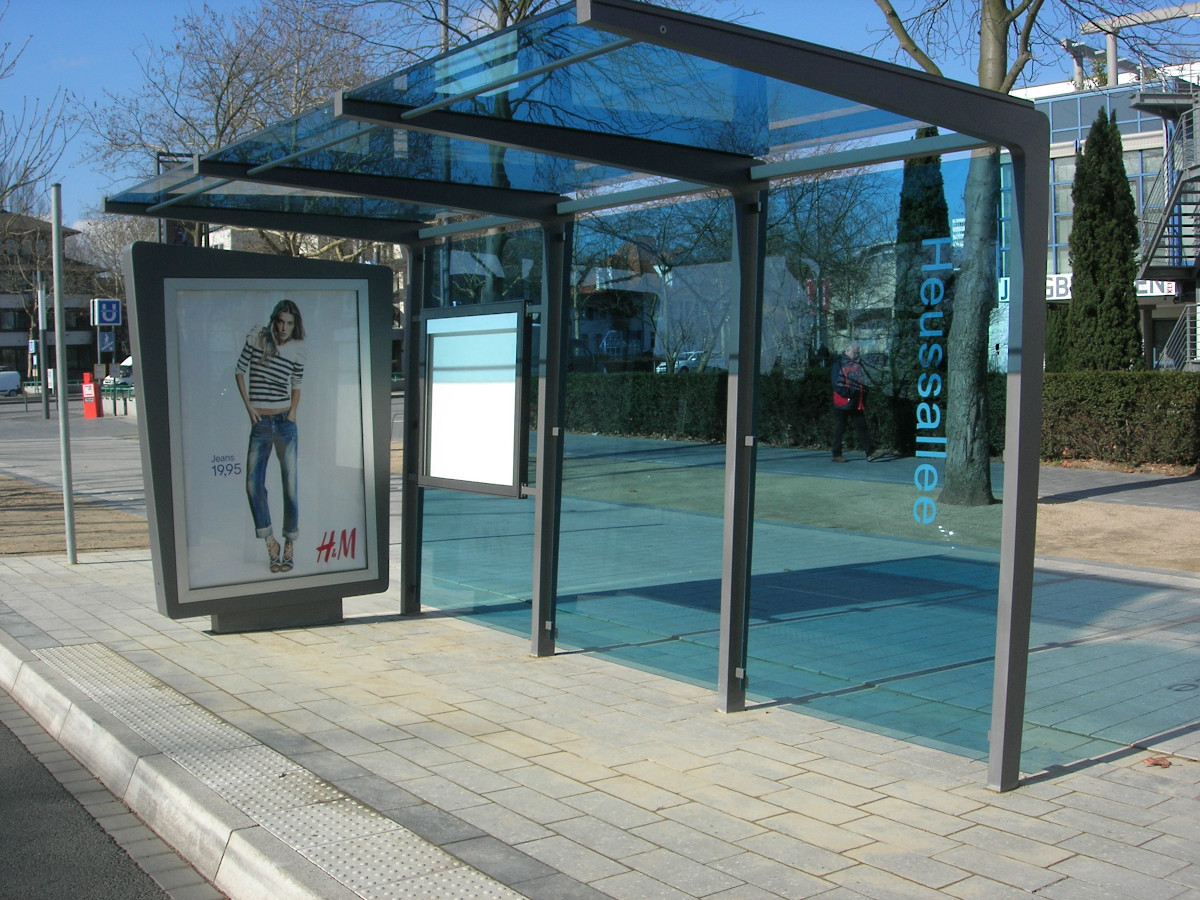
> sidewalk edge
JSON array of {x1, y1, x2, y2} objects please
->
[{"x1": 0, "y1": 630, "x2": 358, "y2": 900}]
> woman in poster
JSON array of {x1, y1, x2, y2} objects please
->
[{"x1": 235, "y1": 300, "x2": 306, "y2": 573}]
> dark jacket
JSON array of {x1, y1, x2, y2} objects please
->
[{"x1": 832, "y1": 353, "x2": 867, "y2": 411}]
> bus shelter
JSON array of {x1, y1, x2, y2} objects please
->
[{"x1": 108, "y1": 0, "x2": 1049, "y2": 790}]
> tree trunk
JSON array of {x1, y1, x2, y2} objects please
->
[{"x1": 939, "y1": 148, "x2": 998, "y2": 506}]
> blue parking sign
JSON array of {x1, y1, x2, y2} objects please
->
[{"x1": 91, "y1": 298, "x2": 122, "y2": 326}]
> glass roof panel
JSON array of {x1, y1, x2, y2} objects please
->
[
  {"x1": 105, "y1": 0, "x2": 1003, "y2": 231},
  {"x1": 201, "y1": 101, "x2": 652, "y2": 198},
  {"x1": 347, "y1": 4, "x2": 927, "y2": 161}
]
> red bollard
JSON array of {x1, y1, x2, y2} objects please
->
[{"x1": 82, "y1": 372, "x2": 103, "y2": 419}]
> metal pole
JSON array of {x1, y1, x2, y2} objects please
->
[
  {"x1": 400, "y1": 245, "x2": 425, "y2": 616},
  {"x1": 987, "y1": 133, "x2": 1050, "y2": 792},
  {"x1": 51, "y1": 184, "x2": 77, "y2": 564},
  {"x1": 530, "y1": 219, "x2": 571, "y2": 657},
  {"x1": 37, "y1": 274, "x2": 49, "y2": 419},
  {"x1": 717, "y1": 189, "x2": 768, "y2": 713}
]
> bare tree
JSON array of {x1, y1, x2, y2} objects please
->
[
  {"x1": 84, "y1": 0, "x2": 376, "y2": 171},
  {"x1": 69, "y1": 215, "x2": 158, "y2": 299},
  {"x1": 0, "y1": 3, "x2": 73, "y2": 213},
  {"x1": 0, "y1": 212, "x2": 98, "y2": 376},
  {"x1": 327, "y1": 0, "x2": 749, "y2": 59},
  {"x1": 80, "y1": 0, "x2": 385, "y2": 258},
  {"x1": 871, "y1": 0, "x2": 1200, "y2": 504}
]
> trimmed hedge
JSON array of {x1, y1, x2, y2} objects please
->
[
  {"x1": 565, "y1": 369, "x2": 1002, "y2": 457},
  {"x1": 1040, "y1": 371, "x2": 1200, "y2": 466},
  {"x1": 563, "y1": 369, "x2": 1200, "y2": 467},
  {"x1": 566, "y1": 372, "x2": 726, "y2": 441}
]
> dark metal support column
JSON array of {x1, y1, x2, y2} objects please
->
[
  {"x1": 531, "y1": 219, "x2": 572, "y2": 656},
  {"x1": 717, "y1": 190, "x2": 768, "y2": 713},
  {"x1": 989, "y1": 134, "x2": 1049, "y2": 791},
  {"x1": 399, "y1": 244, "x2": 426, "y2": 616}
]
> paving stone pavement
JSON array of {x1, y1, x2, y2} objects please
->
[{"x1": 1, "y1": 547, "x2": 1199, "y2": 900}]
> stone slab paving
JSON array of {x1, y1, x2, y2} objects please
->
[{"x1": 2, "y1": 549, "x2": 1200, "y2": 899}]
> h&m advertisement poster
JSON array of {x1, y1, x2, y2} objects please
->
[{"x1": 165, "y1": 279, "x2": 374, "y2": 595}]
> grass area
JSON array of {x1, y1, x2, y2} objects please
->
[{"x1": 561, "y1": 455, "x2": 1004, "y2": 549}]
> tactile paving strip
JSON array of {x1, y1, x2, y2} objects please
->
[
  {"x1": 220, "y1": 769, "x2": 343, "y2": 814},
  {"x1": 305, "y1": 830, "x2": 461, "y2": 888},
  {"x1": 358, "y1": 867, "x2": 533, "y2": 900},
  {"x1": 35, "y1": 643, "x2": 524, "y2": 899}
]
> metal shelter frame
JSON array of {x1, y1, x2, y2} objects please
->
[{"x1": 107, "y1": 0, "x2": 1049, "y2": 791}]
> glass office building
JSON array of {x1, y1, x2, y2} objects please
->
[{"x1": 1021, "y1": 78, "x2": 1188, "y2": 362}]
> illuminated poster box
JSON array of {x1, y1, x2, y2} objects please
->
[{"x1": 124, "y1": 243, "x2": 393, "y2": 624}]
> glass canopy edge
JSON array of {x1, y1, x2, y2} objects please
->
[{"x1": 576, "y1": 0, "x2": 1045, "y2": 149}]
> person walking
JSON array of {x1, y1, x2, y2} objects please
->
[{"x1": 830, "y1": 342, "x2": 879, "y2": 462}]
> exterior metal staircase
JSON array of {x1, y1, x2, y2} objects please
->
[
  {"x1": 1140, "y1": 106, "x2": 1200, "y2": 283},
  {"x1": 1157, "y1": 303, "x2": 1200, "y2": 369}
]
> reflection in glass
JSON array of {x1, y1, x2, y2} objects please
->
[
  {"x1": 747, "y1": 155, "x2": 1013, "y2": 763},
  {"x1": 418, "y1": 230, "x2": 541, "y2": 627},
  {"x1": 554, "y1": 196, "x2": 736, "y2": 683}
]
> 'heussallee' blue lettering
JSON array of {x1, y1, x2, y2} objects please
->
[{"x1": 913, "y1": 237, "x2": 950, "y2": 525}]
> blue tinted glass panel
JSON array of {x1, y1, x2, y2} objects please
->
[
  {"x1": 148, "y1": 182, "x2": 433, "y2": 221},
  {"x1": 751, "y1": 156, "x2": 1015, "y2": 763},
  {"x1": 348, "y1": 6, "x2": 919, "y2": 161},
  {"x1": 106, "y1": 160, "x2": 439, "y2": 222},
  {"x1": 202, "y1": 103, "x2": 637, "y2": 197},
  {"x1": 553, "y1": 195, "x2": 734, "y2": 683}
]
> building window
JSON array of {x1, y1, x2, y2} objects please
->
[{"x1": 0, "y1": 309, "x2": 28, "y2": 331}]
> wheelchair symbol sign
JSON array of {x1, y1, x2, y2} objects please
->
[{"x1": 91, "y1": 298, "x2": 122, "y2": 327}]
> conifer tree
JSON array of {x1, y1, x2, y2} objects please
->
[
  {"x1": 1062, "y1": 109, "x2": 1143, "y2": 370},
  {"x1": 891, "y1": 125, "x2": 951, "y2": 401}
]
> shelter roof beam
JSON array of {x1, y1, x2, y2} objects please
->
[
  {"x1": 104, "y1": 200, "x2": 424, "y2": 244},
  {"x1": 335, "y1": 94, "x2": 758, "y2": 191},
  {"x1": 197, "y1": 160, "x2": 564, "y2": 223}
]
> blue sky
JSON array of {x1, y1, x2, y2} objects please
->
[{"x1": 0, "y1": 0, "x2": 1043, "y2": 225}]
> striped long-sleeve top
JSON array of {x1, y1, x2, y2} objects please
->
[{"x1": 236, "y1": 327, "x2": 306, "y2": 407}]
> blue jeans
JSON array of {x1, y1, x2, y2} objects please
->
[{"x1": 245, "y1": 414, "x2": 298, "y2": 541}]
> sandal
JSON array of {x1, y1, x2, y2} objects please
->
[
  {"x1": 266, "y1": 536, "x2": 282, "y2": 573},
  {"x1": 279, "y1": 540, "x2": 294, "y2": 572}
]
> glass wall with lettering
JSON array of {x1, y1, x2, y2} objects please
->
[{"x1": 750, "y1": 152, "x2": 1010, "y2": 763}]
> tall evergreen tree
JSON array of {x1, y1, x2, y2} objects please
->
[
  {"x1": 1062, "y1": 109, "x2": 1143, "y2": 371},
  {"x1": 891, "y1": 125, "x2": 951, "y2": 399},
  {"x1": 1042, "y1": 303, "x2": 1069, "y2": 372}
]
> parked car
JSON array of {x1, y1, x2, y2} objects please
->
[
  {"x1": 103, "y1": 356, "x2": 135, "y2": 391},
  {"x1": 655, "y1": 351, "x2": 725, "y2": 374},
  {"x1": 0, "y1": 369, "x2": 21, "y2": 396}
]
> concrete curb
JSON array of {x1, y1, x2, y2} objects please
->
[{"x1": 0, "y1": 630, "x2": 353, "y2": 900}]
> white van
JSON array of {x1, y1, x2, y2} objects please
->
[
  {"x1": 103, "y1": 357, "x2": 134, "y2": 390},
  {"x1": 0, "y1": 369, "x2": 20, "y2": 397}
]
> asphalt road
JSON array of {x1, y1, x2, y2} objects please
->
[{"x1": 0, "y1": 705, "x2": 169, "y2": 900}]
